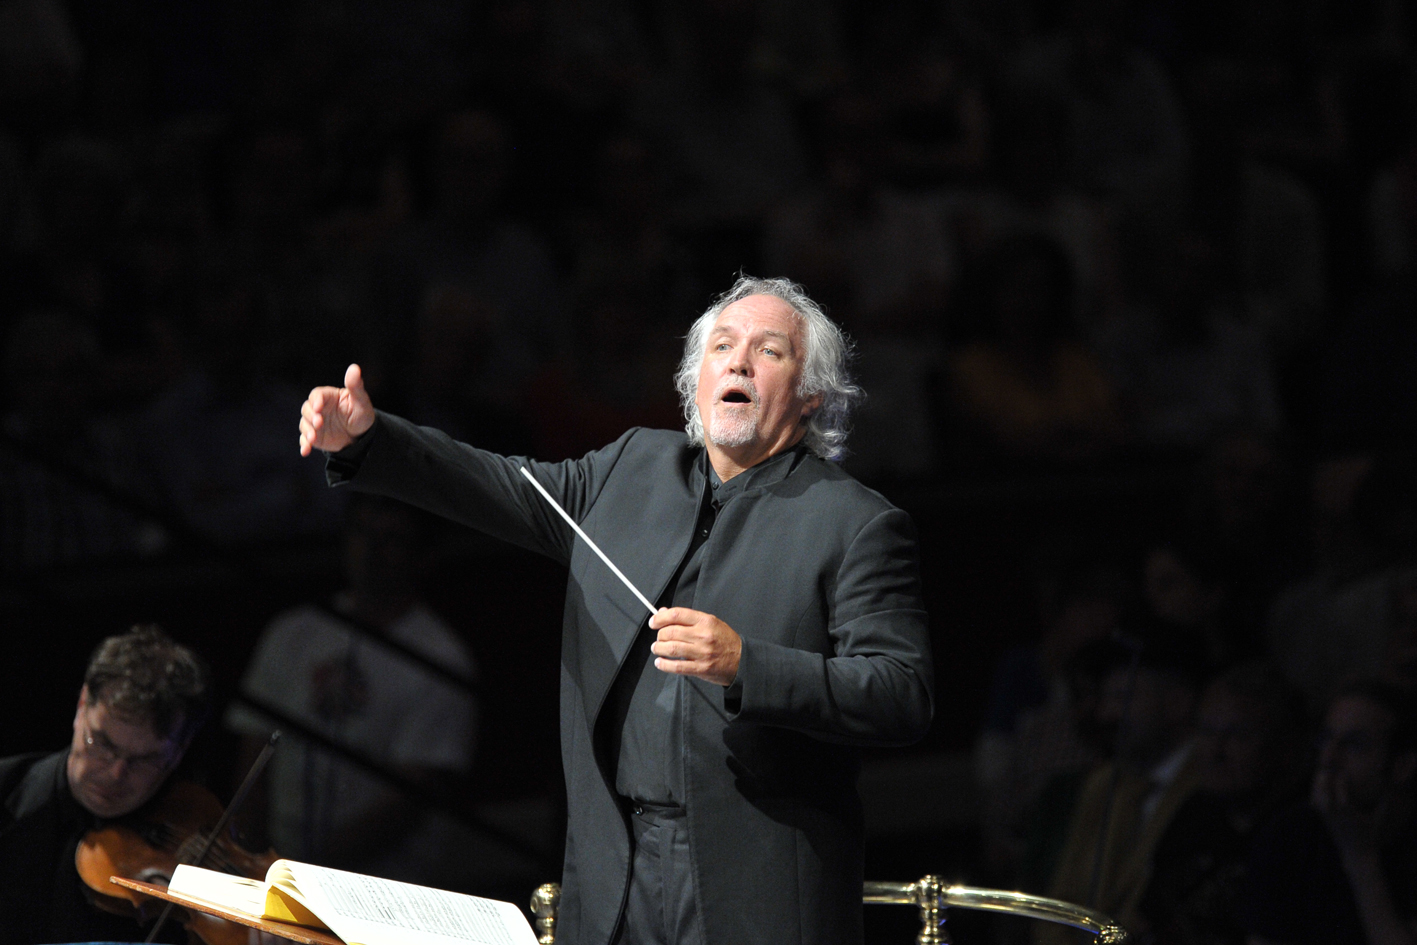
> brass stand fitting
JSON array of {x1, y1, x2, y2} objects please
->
[
  {"x1": 913, "y1": 875, "x2": 948, "y2": 945},
  {"x1": 530, "y1": 883, "x2": 561, "y2": 945}
]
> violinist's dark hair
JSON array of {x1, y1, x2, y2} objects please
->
[{"x1": 84, "y1": 625, "x2": 213, "y2": 743}]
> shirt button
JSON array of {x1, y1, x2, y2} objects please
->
[{"x1": 633, "y1": 805, "x2": 644, "y2": 815}]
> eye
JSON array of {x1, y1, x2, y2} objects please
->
[{"x1": 763, "y1": 346, "x2": 779, "y2": 357}]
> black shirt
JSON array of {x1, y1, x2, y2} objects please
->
[
  {"x1": 0, "y1": 749, "x2": 182, "y2": 944},
  {"x1": 607, "y1": 447, "x2": 805, "y2": 805}
]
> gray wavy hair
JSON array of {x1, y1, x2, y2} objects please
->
[{"x1": 673, "y1": 275, "x2": 862, "y2": 461}]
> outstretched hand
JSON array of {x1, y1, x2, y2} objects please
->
[
  {"x1": 649, "y1": 607, "x2": 742, "y2": 687},
  {"x1": 299, "y1": 364, "x2": 376, "y2": 456}
]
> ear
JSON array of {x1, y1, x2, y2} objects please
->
[
  {"x1": 75, "y1": 685, "x2": 89, "y2": 719},
  {"x1": 801, "y1": 393, "x2": 823, "y2": 420}
]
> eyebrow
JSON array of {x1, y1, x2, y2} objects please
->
[
  {"x1": 91, "y1": 727, "x2": 172, "y2": 762},
  {"x1": 709, "y1": 326, "x2": 795, "y2": 347}
]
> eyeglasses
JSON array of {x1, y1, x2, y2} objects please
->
[{"x1": 80, "y1": 716, "x2": 176, "y2": 776}]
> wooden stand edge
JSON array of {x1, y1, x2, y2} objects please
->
[{"x1": 111, "y1": 876, "x2": 347, "y2": 945}]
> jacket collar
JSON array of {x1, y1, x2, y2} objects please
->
[{"x1": 696, "y1": 443, "x2": 809, "y2": 504}]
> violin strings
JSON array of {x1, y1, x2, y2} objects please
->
[{"x1": 144, "y1": 820, "x2": 248, "y2": 874}]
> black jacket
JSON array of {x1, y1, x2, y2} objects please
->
[
  {"x1": 0, "y1": 749, "x2": 158, "y2": 943},
  {"x1": 332, "y1": 415, "x2": 935, "y2": 945}
]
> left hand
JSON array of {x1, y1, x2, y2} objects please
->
[{"x1": 649, "y1": 607, "x2": 742, "y2": 687}]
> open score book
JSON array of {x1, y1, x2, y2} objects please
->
[{"x1": 168, "y1": 859, "x2": 540, "y2": 945}]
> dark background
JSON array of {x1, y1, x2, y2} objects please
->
[{"x1": 2, "y1": 0, "x2": 1416, "y2": 933}]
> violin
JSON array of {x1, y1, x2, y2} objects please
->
[{"x1": 76, "y1": 778, "x2": 278, "y2": 945}]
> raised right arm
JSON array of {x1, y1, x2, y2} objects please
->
[{"x1": 300, "y1": 369, "x2": 636, "y2": 564}]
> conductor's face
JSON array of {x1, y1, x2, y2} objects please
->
[
  {"x1": 68, "y1": 686, "x2": 184, "y2": 818},
  {"x1": 695, "y1": 295, "x2": 820, "y2": 472}
]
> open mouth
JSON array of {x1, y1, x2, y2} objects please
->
[{"x1": 720, "y1": 390, "x2": 753, "y2": 404}]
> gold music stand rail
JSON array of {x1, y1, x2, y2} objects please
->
[
  {"x1": 864, "y1": 877, "x2": 1129, "y2": 945},
  {"x1": 527, "y1": 877, "x2": 1127, "y2": 945}
]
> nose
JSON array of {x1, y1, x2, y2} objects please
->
[
  {"x1": 100, "y1": 756, "x2": 132, "y2": 779},
  {"x1": 727, "y1": 346, "x2": 753, "y2": 375}
]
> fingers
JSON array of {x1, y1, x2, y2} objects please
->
[
  {"x1": 298, "y1": 414, "x2": 325, "y2": 455},
  {"x1": 307, "y1": 384, "x2": 340, "y2": 413},
  {"x1": 654, "y1": 656, "x2": 711, "y2": 676},
  {"x1": 649, "y1": 606, "x2": 698, "y2": 630},
  {"x1": 345, "y1": 362, "x2": 374, "y2": 413},
  {"x1": 298, "y1": 388, "x2": 335, "y2": 456},
  {"x1": 651, "y1": 624, "x2": 713, "y2": 652},
  {"x1": 653, "y1": 652, "x2": 738, "y2": 687},
  {"x1": 650, "y1": 637, "x2": 697, "y2": 660},
  {"x1": 297, "y1": 383, "x2": 356, "y2": 456},
  {"x1": 649, "y1": 613, "x2": 741, "y2": 686},
  {"x1": 298, "y1": 400, "x2": 320, "y2": 457},
  {"x1": 301, "y1": 400, "x2": 325, "y2": 434}
]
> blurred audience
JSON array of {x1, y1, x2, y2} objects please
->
[
  {"x1": 227, "y1": 496, "x2": 479, "y2": 889},
  {"x1": 943, "y1": 233, "x2": 1122, "y2": 466},
  {"x1": 527, "y1": 285, "x2": 683, "y2": 459},
  {"x1": 560, "y1": 134, "x2": 702, "y2": 323},
  {"x1": 1239, "y1": 679, "x2": 1417, "y2": 945},
  {"x1": 976, "y1": 548, "x2": 1123, "y2": 885},
  {"x1": 629, "y1": 0, "x2": 808, "y2": 273},
  {"x1": 764, "y1": 91, "x2": 952, "y2": 479},
  {"x1": 1096, "y1": 229, "x2": 1282, "y2": 453},
  {"x1": 1009, "y1": 0, "x2": 1190, "y2": 230},
  {"x1": 1267, "y1": 452, "x2": 1417, "y2": 713},
  {"x1": 1383, "y1": 564, "x2": 1417, "y2": 689},
  {"x1": 1140, "y1": 529, "x2": 1257, "y2": 674},
  {"x1": 403, "y1": 281, "x2": 534, "y2": 456},
  {"x1": 1040, "y1": 633, "x2": 1206, "y2": 941},
  {"x1": 1133, "y1": 662, "x2": 1309, "y2": 945},
  {"x1": 1367, "y1": 136, "x2": 1417, "y2": 281},
  {"x1": 952, "y1": 91, "x2": 1120, "y2": 338},
  {"x1": 868, "y1": 31, "x2": 991, "y2": 189},
  {"x1": 3, "y1": 0, "x2": 1417, "y2": 933},
  {"x1": 379, "y1": 109, "x2": 570, "y2": 405},
  {"x1": 1182, "y1": 430, "x2": 1305, "y2": 634},
  {"x1": 1316, "y1": 277, "x2": 1417, "y2": 452},
  {"x1": 0, "y1": 311, "x2": 162, "y2": 571}
]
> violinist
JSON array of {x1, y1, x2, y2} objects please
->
[{"x1": 0, "y1": 625, "x2": 212, "y2": 944}]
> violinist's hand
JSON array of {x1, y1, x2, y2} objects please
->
[
  {"x1": 299, "y1": 364, "x2": 376, "y2": 456},
  {"x1": 649, "y1": 607, "x2": 742, "y2": 687}
]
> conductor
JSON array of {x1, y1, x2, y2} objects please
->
[{"x1": 298, "y1": 275, "x2": 935, "y2": 945}]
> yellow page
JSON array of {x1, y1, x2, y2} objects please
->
[{"x1": 263, "y1": 859, "x2": 329, "y2": 928}]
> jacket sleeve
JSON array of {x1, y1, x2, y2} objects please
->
[
  {"x1": 325, "y1": 412, "x2": 633, "y2": 566},
  {"x1": 726, "y1": 506, "x2": 935, "y2": 747}
]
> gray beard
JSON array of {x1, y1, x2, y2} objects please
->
[{"x1": 708, "y1": 407, "x2": 759, "y2": 448}]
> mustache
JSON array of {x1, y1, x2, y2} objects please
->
[{"x1": 714, "y1": 376, "x2": 759, "y2": 404}]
